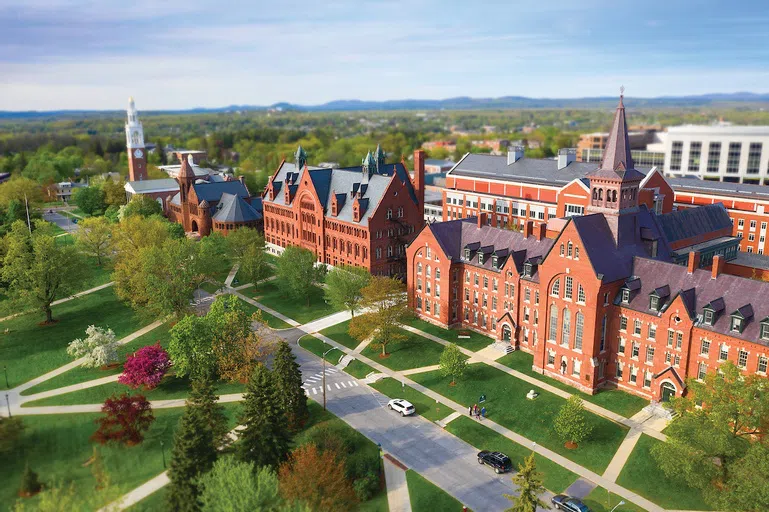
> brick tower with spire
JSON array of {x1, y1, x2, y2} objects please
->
[{"x1": 125, "y1": 97, "x2": 148, "y2": 182}]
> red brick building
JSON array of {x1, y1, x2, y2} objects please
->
[
  {"x1": 407, "y1": 95, "x2": 768, "y2": 403},
  {"x1": 262, "y1": 145, "x2": 425, "y2": 277}
]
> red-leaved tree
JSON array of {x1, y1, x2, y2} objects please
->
[
  {"x1": 119, "y1": 343, "x2": 171, "y2": 390},
  {"x1": 92, "y1": 393, "x2": 155, "y2": 446}
]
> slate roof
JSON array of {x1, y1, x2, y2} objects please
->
[
  {"x1": 125, "y1": 178, "x2": 179, "y2": 194},
  {"x1": 192, "y1": 180, "x2": 250, "y2": 203},
  {"x1": 427, "y1": 218, "x2": 554, "y2": 277},
  {"x1": 587, "y1": 95, "x2": 645, "y2": 183},
  {"x1": 264, "y1": 159, "x2": 419, "y2": 226},
  {"x1": 212, "y1": 193, "x2": 262, "y2": 223},
  {"x1": 729, "y1": 251, "x2": 769, "y2": 270},
  {"x1": 621, "y1": 256, "x2": 769, "y2": 345},
  {"x1": 669, "y1": 177, "x2": 769, "y2": 201},
  {"x1": 655, "y1": 203, "x2": 732, "y2": 245}
]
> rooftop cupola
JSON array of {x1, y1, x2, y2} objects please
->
[
  {"x1": 374, "y1": 144, "x2": 386, "y2": 173},
  {"x1": 294, "y1": 145, "x2": 307, "y2": 170},
  {"x1": 362, "y1": 151, "x2": 376, "y2": 182}
]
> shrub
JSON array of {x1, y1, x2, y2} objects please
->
[
  {"x1": 92, "y1": 393, "x2": 154, "y2": 446},
  {"x1": 353, "y1": 473, "x2": 379, "y2": 501},
  {"x1": 118, "y1": 343, "x2": 171, "y2": 390},
  {"x1": 66, "y1": 325, "x2": 118, "y2": 368},
  {"x1": 18, "y1": 464, "x2": 42, "y2": 497}
]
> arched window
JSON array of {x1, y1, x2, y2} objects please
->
[
  {"x1": 567, "y1": 242, "x2": 573, "y2": 257},
  {"x1": 551, "y1": 279, "x2": 560, "y2": 297},
  {"x1": 426, "y1": 265, "x2": 431, "y2": 277},
  {"x1": 548, "y1": 304, "x2": 558, "y2": 341},
  {"x1": 561, "y1": 308, "x2": 571, "y2": 346},
  {"x1": 575, "y1": 247, "x2": 580, "y2": 259},
  {"x1": 435, "y1": 268, "x2": 441, "y2": 279},
  {"x1": 598, "y1": 189, "x2": 603, "y2": 200},
  {"x1": 559, "y1": 243, "x2": 564, "y2": 256},
  {"x1": 574, "y1": 312, "x2": 584, "y2": 350},
  {"x1": 612, "y1": 190, "x2": 618, "y2": 203},
  {"x1": 592, "y1": 188, "x2": 598, "y2": 200}
]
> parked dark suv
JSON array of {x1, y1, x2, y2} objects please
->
[
  {"x1": 477, "y1": 450, "x2": 513, "y2": 474},
  {"x1": 551, "y1": 494, "x2": 591, "y2": 512}
]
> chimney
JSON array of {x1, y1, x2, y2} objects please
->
[
  {"x1": 712, "y1": 254, "x2": 725, "y2": 279},
  {"x1": 523, "y1": 220, "x2": 534, "y2": 239},
  {"x1": 687, "y1": 251, "x2": 700, "y2": 274},
  {"x1": 413, "y1": 149, "x2": 425, "y2": 216},
  {"x1": 507, "y1": 146, "x2": 524, "y2": 165},
  {"x1": 477, "y1": 212, "x2": 488, "y2": 228},
  {"x1": 536, "y1": 222, "x2": 547, "y2": 241},
  {"x1": 557, "y1": 148, "x2": 576, "y2": 170}
]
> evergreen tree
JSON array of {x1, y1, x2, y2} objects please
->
[
  {"x1": 188, "y1": 377, "x2": 229, "y2": 448},
  {"x1": 237, "y1": 364, "x2": 291, "y2": 469},
  {"x1": 504, "y1": 453, "x2": 549, "y2": 512},
  {"x1": 18, "y1": 463, "x2": 42, "y2": 497},
  {"x1": 272, "y1": 341, "x2": 309, "y2": 432},
  {"x1": 167, "y1": 405, "x2": 218, "y2": 512}
]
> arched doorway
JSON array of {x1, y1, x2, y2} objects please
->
[
  {"x1": 660, "y1": 382, "x2": 676, "y2": 402},
  {"x1": 560, "y1": 358, "x2": 567, "y2": 375},
  {"x1": 191, "y1": 220, "x2": 199, "y2": 232},
  {"x1": 502, "y1": 325, "x2": 512, "y2": 342}
]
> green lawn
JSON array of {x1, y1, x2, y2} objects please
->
[
  {"x1": 445, "y1": 416, "x2": 578, "y2": 493},
  {"x1": 363, "y1": 329, "x2": 456, "y2": 372},
  {"x1": 344, "y1": 359, "x2": 376, "y2": 379},
  {"x1": 252, "y1": 281, "x2": 339, "y2": 324},
  {"x1": 616, "y1": 434, "x2": 712, "y2": 510},
  {"x1": 403, "y1": 317, "x2": 493, "y2": 352},
  {"x1": 21, "y1": 322, "x2": 172, "y2": 396},
  {"x1": 497, "y1": 351, "x2": 649, "y2": 418},
  {"x1": 233, "y1": 265, "x2": 275, "y2": 287},
  {"x1": 22, "y1": 374, "x2": 245, "y2": 407},
  {"x1": 298, "y1": 335, "x2": 347, "y2": 364},
  {"x1": 370, "y1": 377, "x2": 453, "y2": 422},
  {"x1": 238, "y1": 298, "x2": 292, "y2": 329},
  {"x1": 320, "y1": 320, "x2": 362, "y2": 349},
  {"x1": 0, "y1": 287, "x2": 146, "y2": 389},
  {"x1": 410, "y1": 363, "x2": 628, "y2": 474},
  {"x1": 46, "y1": 220, "x2": 67, "y2": 235},
  {"x1": 582, "y1": 487, "x2": 647, "y2": 512},
  {"x1": 199, "y1": 281, "x2": 223, "y2": 294},
  {"x1": 406, "y1": 470, "x2": 465, "y2": 512},
  {"x1": 1, "y1": 404, "x2": 241, "y2": 509}
]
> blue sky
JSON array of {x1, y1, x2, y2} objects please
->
[{"x1": 1, "y1": 0, "x2": 768, "y2": 110}]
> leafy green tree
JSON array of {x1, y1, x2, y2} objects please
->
[
  {"x1": 720, "y1": 442, "x2": 769, "y2": 510},
  {"x1": 167, "y1": 404, "x2": 218, "y2": 512},
  {"x1": 0, "y1": 177, "x2": 43, "y2": 208},
  {"x1": 273, "y1": 341, "x2": 309, "y2": 432},
  {"x1": 651, "y1": 361, "x2": 769, "y2": 509},
  {"x1": 188, "y1": 376, "x2": 230, "y2": 449},
  {"x1": 73, "y1": 186, "x2": 105, "y2": 216},
  {"x1": 75, "y1": 216, "x2": 112, "y2": 265},
  {"x1": 349, "y1": 276, "x2": 411, "y2": 356},
  {"x1": 504, "y1": 453, "x2": 549, "y2": 512},
  {"x1": 439, "y1": 343, "x2": 467, "y2": 385},
  {"x1": 226, "y1": 226, "x2": 263, "y2": 260},
  {"x1": 237, "y1": 364, "x2": 291, "y2": 469},
  {"x1": 104, "y1": 205, "x2": 120, "y2": 223},
  {"x1": 553, "y1": 396, "x2": 592, "y2": 447},
  {"x1": 275, "y1": 246, "x2": 325, "y2": 306},
  {"x1": 199, "y1": 457, "x2": 287, "y2": 512},
  {"x1": 1, "y1": 220, "x2": 85, "y2": 323},
  {"x1": 168, "y1": 314, "x2": 216, "y2": 380},
  {"x1": 120, "y1": 194, "x2": 163, "y2": 219},
  {"x1": 102, "y1": 179, "x2": 127, "y2": 207},
  {"x1": 324, "y1": 265, "x2": 370, "y2": 318}
]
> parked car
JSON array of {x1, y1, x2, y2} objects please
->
[
  {"x1": 387, "y1": 399, "x2": 415, "y2": 416},
  {"x1": 551, "y1": 494, "x2": 591, "y2": 512},
  {"x1": 476, "y1": 450, "x2": 513, "y2": 474}
]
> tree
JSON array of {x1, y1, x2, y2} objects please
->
[
  {"x1": 239, "y1": 244, "x2": 271, "y2": 290},
  {"x1": 275, "y1": 246, "x2": 325, "y2": 306},
  {"x1": 720, "y1": 442, "x2": 769, "y2": 510},
  {"x1": 1, "y1": 220, "x2": 86, "y2": 323},
  {"x1": 217, "y1": 326, "x2": 273, "y2": 383},
  {"x1": 18, "y1": 464, "x2": 42, "y2": 497},
  {"x1": 504, "y1": 452, "x2": 549, "y2": 512},
  {"x1": 278, "y1": 444, "x2": 357, "y2": 512},
  {"x1": 188, "y1": 377, "x2": 230, "y2": 449},
  {"x1": 0, "y1": 177, "x2": 43, "y2": 208},
  {"x1": 118, "y1": 343, "x2": 171, "y2": 390},
  {"x1": 324, "y1": 265, "x2": 370, "y2": 318},
  {"x1": 167, "y1": 403, "x2": 218, "y2": 512},
  {"x1": 226, "y1": 226, "x2": 263, "y2": 260},
  {"x1": 553, "y1": 396, "x2": 592, "y2": 448},
  {"x1": 0, "y1": 416, "x2": 24, "y2": 455},
  {"x1": 199, "y1": 457, "x2": 285, "y2": 512},
  {"x1": 272, "y1": 341, "x2": 309, "y2": 432},
  {"x1": 92, "y1": 393, "x2": 154, "y2": 446},
  {"x1": 439, "y1": 343, "x2": 467, "y2": 385},
  {"x1": 168, "y1": 314, "x2": 216, "y2": 380},
  {"x1": 237, "y1": 364, "x2": 291, "y2": 469},
  {"x1": 102, "y1": 178, "x2": 127, "y2": 207},
  {"x1": 67, "y1": 325, "x2": 119, "y2": 368},
  {"x1": 120, "y1": 194, "x2": 163, "y2": 219},
  {"x1": 73, "y1": 186, "x2": 105, "y2": 216},
  {"x1": 348, "y1": 276, "x2": 410, "y2": 356},
  {"x1": 651, "y1": 361, "x2": 769, "y2": 509},
  {"x1": 75, "y1": 216, "x2": 112, "y2": 266}
]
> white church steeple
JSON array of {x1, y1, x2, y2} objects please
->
[{"x1": 125, "y1": 96, "x2": 144, "y2": 149}]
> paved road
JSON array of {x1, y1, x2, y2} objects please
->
[
  {"x1": 292, "y1": 343, "x2": 550, "y2": 512},
  {"x1": 43, "y1": 210, "x2": 78, "y2": 232}
]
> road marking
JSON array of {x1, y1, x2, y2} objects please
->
[
  {"x1": 312, "y1": 388, "x2": 318, "y2": 395},
  {"x1": 327, "y1": 385, "x2": 332, "y2": 391},
  {"x1": 334, "y1": 383, "x2": 340, "y2": 390},
  {"x1": 340, "y1": 382, "x2": 347, "y2": 388},
  {"x1": 305, "y1": 377, "x2": 319, "y2": 383},
  {"x1": 352, "y1": 381, "x2": 359, "y2": 387}
]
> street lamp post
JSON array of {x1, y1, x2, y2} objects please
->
[
  {"x1": 4, "y1": 365, "x2": 8, "y2": 389},
  {"x1": 161, "y1": 440, "x2": 166, "y2": 469},
  {"x1": 5, "y1": 393, "x2": 11, "y2": 417},
  {"x1": 609, "y1": 500, "x2": 625, "y2": 512},
  {"x1": 322, "y1": 346, "x2": 339, "y2": 411}
]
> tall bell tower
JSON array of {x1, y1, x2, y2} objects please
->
[{"x1": 125, "y1": 97, "x2": 148, "y2": 182}]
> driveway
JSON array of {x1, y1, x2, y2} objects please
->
[{"x1": 43, "y1": 210, "x2": 78, "y2": 233}]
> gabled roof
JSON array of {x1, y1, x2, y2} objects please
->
[
  {"x1": 656, "y1": 203, "x2": 732, "y2": 245},
  {"x1": 192, "y1": 180, "x2": 250, "y2": 203},
  {"x1": 587, "y1": 94, "x2": 645, "y2": 183},
  {"x1": 212, "y1": 193, "x2": 262, "y2": 223},
  {"x1": 125, "y1": 178, "x2": 179, "y2": 194}
]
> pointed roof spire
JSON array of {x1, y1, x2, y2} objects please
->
[
  {"x1": 588, "y1": 88, "x2": 643, "y2": 182},
  {"x1": 179, "y1": 156, "x2": 196, "y2": 181},
  {"x1": 295, "y1": 145, "x2": 307, "y2": 170},
  {"x1": 362, "y1": 151, "x2": 376, "y2": 182},
  {"x1": 374, "y1": 144, "x2": 386, "y2": 172}
]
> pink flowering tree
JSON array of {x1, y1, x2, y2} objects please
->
[{"x1": 119, "y1": 343, "x2": 171, "y2": 390}]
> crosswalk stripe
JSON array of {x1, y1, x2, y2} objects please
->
[
  {"x1": 334, "y1": 383, "x2": 340, "y2": 390},
  {"x1": 327, "y1": 385, "x2": 332, "y2": 391},
  {"x1": 306, "y1": 377, "x2": 319, "y2": 383},
  {"x1": 352, "y1": 381, "x2": 359, "y2": 387},
  {"x1": 312, "y1": 388, "x2": 318, "y2": 395},
  {"x1": 348, "y1": 381, "x2": 355, "y2": 387},
  {"x1": 340, "y1": 382, "x2": 347, "y2": 388}
]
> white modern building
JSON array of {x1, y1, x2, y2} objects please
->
[{"x1": 650, "y1": 123, "x2": 769, "y2": 184}]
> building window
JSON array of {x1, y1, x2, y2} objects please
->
[
  {"x1": 630, "y1": 366, "x2": 638, "y2": 384},
  {"x1": 435, "y1": 284, "x2": 440, "y2": 298},
  {"x1": 574, "y1": 312, "x2": 584, "y2": 351},
  {"x1": 483, "y1": 276, "x2": 488, "y2": 288},
  {"x1": 561, "y1": 309, "x2": 571, "y2": 346},
  {"x1": 761, "y1": 322, "x2": 769, "y2": 341},
  {"x1": 665, "y1": 352, "x2": 671, "y2": 364},
  {"x1": 464, "y1": 289, "x2": 469, "y2": 302},
  {"x1": 670, "y1": 141, "x2": 683, "y2": 171},
  {"x1": 465, "y1": 271, "x2": 470, "y2": 284},
  {"x1": 650, "y1": 296, "x2": 659, "y2": 311},
  {"x1": 535, "y1": 291, "x2": 539, "y2": 304},
  {"x1": 707, "y1": 142, "x2": 721, "y2": 173},
  {"x1": 524, "y1": 288, "x2": 530, "y2": 302},
  {"x1": 737, "y1": 349, "x2": 748, "y2": 369},
  {"x1": 676, "y1": 332, "x2": 683, "y2": 349},
  {"x1": 634, "y1": 319, "x2": 642, "y2": 336},
  {"x1": 616, "y1": 363, "x2": 623, "y2": 379},
  {"x1": 600, "y1": 315, "x2": 607, "y2": 351},
  {"x1": 435, "y1": 269, "x2": 441, "y2": 279},
  {"x1": 726, "y1": 142, "x2": 741, "y2": 174},
  {"x1": 646, "y1": 346, "x2": 655, "y2": 364},
  {"x1": 417, "y1": 278, "x2": 422, "y2": 291},
  {"x1": 434, "y1": 302, "x2": 440, "y2": 317},
  {"x1": 572, "y1": 359, "x2": 581, "y2": 377},
  {"x1": 700, "y1": 339, "x2": 710, "y2": 356},
  {"x1": 704, "y1": 309, "x2": 714, "y2": 325},
  {"x1": 731, "y1": 316, "x2": 743, "y2": 333},
  {"x1": 492, "y1": 278, "x2": 497, "y2": 291},
  {"x1": 643, "y1": 371, "x2": 652, "y2": 389},
  {"x1": 747, "y1": 142, "x2": 762, "y2": 174},
  {"x1": 474, "y1": 274, "x2": 479, "y2": 286},
  {"x1": 667, "y1": 329, "x2": 674, "y2": 347},
  {"x1": 559, "y1": 244, "x2": 564, "y2": 256},
  {"x1": 551, "y1": 279, "x2": 560, "y2": 297},
  {"x1": 698, "y1": 362, "x2": 707, "y2": 380},
  {"x1": 564, "y1": 276, "x2": 573, "y2": 300},
  {"x1": 386, "y1": 208, "x2": 392, "y2": 219},
  {"x1": 565, "y1": 204, "x2": 584, "y2": 217},
  {"x1": 648, "y1": 324, "x2": 656, "y2": 339},
  {"x1": 577, "y1": 285, "x2": 585, "y2": 304},
  {"x1": 759, "y1": 355, "x2": 768, "y2": 374},
  {"x1": 620, "y1": 316, "x2": 628, "y2": 331},
  {"x1": 548, "y1": 304, "x2": 558, "y2": 341},
  {"x1": 567, "y1": 242, "x2": 573, "y2": 257},
  {"x1": 416, "y1": 296, "x2": 422, "y2": 309},
  {"x1": 547, "y1": 352, "x2": 555, "y2": 366},
  {"x1": 632, "y1": 342, "x2": 640, "y2": 359},
  {"x1": 619, "y1": 338, "x2": 626, "y2": 354},
  {"x1": 688, "y1": 141, "x2": 702, "y2": 172},
  {"x1": 492, "y1": 297, "x2": 497, "y2": 310},
  {"x1": 719, "y1": 344, "x2": 729, "y2": 361}
]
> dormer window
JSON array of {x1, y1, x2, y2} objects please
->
[
  {"x1": 464, "y1": 248, "x2": 471, "y2": 260},
  {"x1": 761, "y1": 320, "x2": 769, "y2": 341},
  {"x1": 523, "y1": 263, "x2": 532, "y2": 277},
  {"x1": 478, "y1": 253, "x2": 484, "y2": 265},
  {"x1": 650, "y1": 296, "x2": 659, "y2": 311},
  {"x1": 731, "y1": 316, "x2": 744, "y2": 333},
  {"x1": 704, "y1": 309, "x2": 714, "y2": 325},
  {"x1": 492, "y1": 255, "x2": 498, "y2": 269},
  {"x1": 621, "y1": 289, "x2": 630, "y2": 303}
]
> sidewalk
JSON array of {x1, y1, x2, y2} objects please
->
[
  {"x1": 0, "y1": 282, "x2": 115, "y2": 323},
  {"x1": 383, "y1": 454, "x2": 412, "y2": 512},
  {"x1": 229, "y1": 290, "x2": 300, "y2": 327}
]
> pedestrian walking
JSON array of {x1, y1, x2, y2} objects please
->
[
  {"x1": 480, "y1": 407, "x2": 486, "y2": 420},
  {"x1": 473, "y1": 404, "x2": 479, "y2": 419},
  {"x1": 468, "y1": 405, "x2": 473, "y2": 416}
]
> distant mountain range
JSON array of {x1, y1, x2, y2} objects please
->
[{"x1": 2, "y1": 92, "x2": 769, "y2": 118}]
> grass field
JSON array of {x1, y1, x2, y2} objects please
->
[
  {"x1": 497, "y1": 351, "x2": 649, "y2": 418},
  {"x1": 298, "y1": 335, "x2": 348, "y2": 364},
  {"x1": 126, "y1": 487, "x2": 167, "y2": 511},
  {"x1": 319, "y1": 320, "x2": 362, "y2": 349},
  {"x1": 406, "y1": 470, "x2": 465, "y2": 512},
  {"x1": 344, "y1": 359, "x2": 376, "y2": 379},
  {"x1": 252, "y1": 281, "x2": 339, "y2": 324},
  {"x1": 363, "y1": 329, "x2": 457, "y2": 372},
  {"x1": 445, "y1": 416, "x2": 578, "y2": 493},
  {"x1": 0, "y1": 287, "x2": 146, "y2": 389},
  {"x1": 616, "y1": 434, "x2": 712, "y2": 510},
  {"x1": 411, "y1": 363, "x2": 628, "y2": 474},
  {"x1": 370, "y1": 377, "x2": 453, "y2": 422},
  {"x1": 403, "y1": 317, "x2": 493, "y2": 352},
  {"x1": 237, "y1": 298, "x2": 293, "y2": 329},
  {"x1": 582, "y1": 487, "x2": 647, "y2": 512}
]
